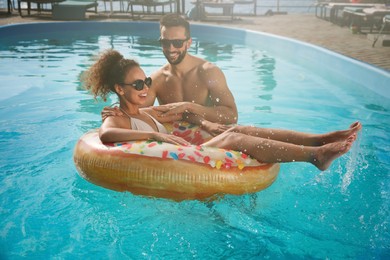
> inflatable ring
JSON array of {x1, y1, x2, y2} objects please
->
[{"x1": 73, "y1": 121, "x2": 280, "y2": 201}]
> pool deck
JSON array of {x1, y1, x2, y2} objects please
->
[{"x1": 0, "y1": 12, "x2": 389, "y2": 72}]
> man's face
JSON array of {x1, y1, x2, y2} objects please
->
[{"x1": 160, "y1": 26, "x2": 191, "y2": 65}]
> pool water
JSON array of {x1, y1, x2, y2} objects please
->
[{"x1": 0, "y1": 22, "x2": 389, "y2": 259}]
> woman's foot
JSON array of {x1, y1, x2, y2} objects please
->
[
  {"x1": 318, "y1": 121, "x2": 362, "y2": 145},
  {"x1": 313, "y1": 135, "x2": 356, "y2": 171}
]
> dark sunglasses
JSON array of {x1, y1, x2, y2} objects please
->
[
  {"x1": 121, "y1": 77, "x2": 152, "y2": 91},
  {"x1": 159, "y1": 38, "x2": 189, "y2": 48}
]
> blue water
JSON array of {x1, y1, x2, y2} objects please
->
[{"x1": 0, "y1": 22, "x2": 389, "y2": 259}]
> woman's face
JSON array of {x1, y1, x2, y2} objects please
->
[{"x1": 120, "y1": 66, "x2": 150, "y2": 106}]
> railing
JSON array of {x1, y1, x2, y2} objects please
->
[
  {"x1": 99, "y1": 0, "x2": 323, "y2": 15},
  {"x1": 12, "y1": 0, "x2": 320, "y2": 16},
  {"x1": 184, "y1": 0, "x2": 318, "y2": 16}
]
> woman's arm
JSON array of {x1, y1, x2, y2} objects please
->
[
  {"x1": 99, "y1": 116, "x2": 152, "y2": 143},
  {"x1": 99, "y1": 116, "x2": 189, "y2": 145}
]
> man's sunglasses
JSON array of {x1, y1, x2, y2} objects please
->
[
  {"x1": 159, "y1": 38, "x2": 189, "y2": 48},
  {"x1": 120, "y1": 77, "x2": 152, "y2": 91}
]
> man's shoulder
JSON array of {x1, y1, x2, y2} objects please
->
[
  {"x1": 195, "y1": 60, "x2": 222, "y2": 76},
  {"x1": 200, "y1": 61, "x2": 218, "y2": 70},
  {"x1": 188, "y1": 55, "x2": 217, "y2": 70},
  {"x1": 151, "y1": 64, "x2": 170, "y2": 78},
  {"x1": 153, "y1": 63, "x2": 170, "y2": 73}
]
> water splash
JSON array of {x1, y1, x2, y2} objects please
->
[{"x1": 341, "y1": 133, "x2": 367, "y2": 194}]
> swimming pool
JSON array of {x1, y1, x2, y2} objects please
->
[{"x1": 0, "y1": 22, "x2": 389, "y2": 259}]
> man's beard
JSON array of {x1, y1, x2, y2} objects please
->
[{"x1": 164, "y1": 49, "x2": 187, "y2": 65}]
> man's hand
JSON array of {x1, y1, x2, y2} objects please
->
[{"x1": 101, "y1": 106, "x2": 123, "y2": 122}]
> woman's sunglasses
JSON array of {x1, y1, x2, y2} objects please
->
[
  {"x1": 159, "y1": 38, "x2": 189, "y2": 48},
  {"x1": 121, "y1": 77, "x2": 152, "y2": 91}
]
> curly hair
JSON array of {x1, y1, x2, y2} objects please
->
[{"x1": 83, "y1": 49, "x2": 140, "y2": 101}]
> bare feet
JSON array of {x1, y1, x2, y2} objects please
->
[
  {"x1": 313, "y1": 135, "x2": 356, "y2": 171},
  {"x1": 319, "y1": 121, "x2": 362, "y2": 145}
]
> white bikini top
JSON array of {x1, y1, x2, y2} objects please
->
[{"x1": 120, "y1": 108, "x2": 168, "y2": 134}]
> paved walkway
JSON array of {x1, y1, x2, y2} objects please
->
[
  {"x1": 198, "y1": 14, "x2": 390, "y2": 72},
  {"x1": 0, "y1": 12, "x2": 389, "y2": 72}
]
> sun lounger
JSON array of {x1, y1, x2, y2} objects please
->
[
  {"x1": 233, "y1": 0, "x2": 256, "y2": 16},
  {"x1": 343, "y1": 5, "x2": 390, "y2": 33},
  {"x1": 342, "y1": 6, "x2": 370, "y2": 28},
  {"x1": 126, "y1": 0, "x2": 176, "y2": 20},
  {"x1": 6, "y1": 0, "x2": 12, "y2": 13},
  {"x1": 52, "y1": 0, "x2": 98, "y2": 20},
  {"x1": 315, "y1": 0, "x2": 350, "y2": 20},
  {"x1": 325, "y1": 2, "x2": 379, "y2": 25},
  {"x1": 18, "y1": 0, "x2": 64, "y2": 16},
  {"x1": 372, "y1": 14, "x2": 390, "y2": 47},
  {"x1": 194, "y1": 0, "x2": 235, "y2": 22}
]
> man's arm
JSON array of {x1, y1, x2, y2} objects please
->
[
  {"x1": 153, "y1": 63, "x2": 238, "y2": 124},
  {"x1": 202, "y1": 64, "x2": 238, "y2": 124}
]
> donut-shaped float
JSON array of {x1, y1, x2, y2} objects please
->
[{"x1": 73, "y1": 121, "x2": 280, "y2": 201}]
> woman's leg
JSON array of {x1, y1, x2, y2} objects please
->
[
  {"x1": 226, "y1": 121, "x2": 361, "y2": 146},
  {"x1": 202, "y1": 132, "x2": 356, "y2": 171}
]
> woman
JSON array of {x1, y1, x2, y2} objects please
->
[{"x1": 83, "y1": 50, "x2": 361, "y2": 171}]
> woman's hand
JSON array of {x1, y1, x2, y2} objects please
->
[
  {"x1": 201, "y1": 120, "x2": 231, "y2": 136},
  {"x1": 153, "y1": 102, "x2": 191, "y2": 117},
  {"x1": 153, "y1": 112, "x2": 183, "y2": 123},
  {"x1": 152, "y1": 132, "x2": 191, "y2": 146}
]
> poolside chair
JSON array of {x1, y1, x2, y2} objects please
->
[
  {"x1": 102, "y1": 0, "x2": 126, "y2": 13},
  {"x1": 233, "y1": 0, "x2": 256, "y2": 16},
  {"x1": 330, "y1": 2, "x2": 383, "y2": 25},
  {"x1": 126, "y1": 0, "x2": 176, "y2": 20},
  {"x1": 372, "y1": 14, "x2": 390, "y2": 46},
  {"x1": 52, "y1": 0, "x2": 98, "y2": 20},
  {"x1": 197, "y1": 0, "x2": 235, "y2": 22},
  {"x1": 5, "y1": 0, "x2": 13, "y2": 13},
  {"x1": 344, "y1": 5, "x2": 390, "y2": 33},
  {"x1": 315, "y1": 0, "x2": 383, "y2": 24},
  {"x1": 315, "y1": 0, "x2": 350, "y2": 21},
  {"x1": 18, "y1": 0, "x2": 64, "y2": 16}
]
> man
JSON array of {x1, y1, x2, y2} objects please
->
[
  {"x1": 104, "y1": 14, "x2": 237, "y2": 127},
  {"x1": 148, "y1": 13, "x2": 238, "y2": 126}
]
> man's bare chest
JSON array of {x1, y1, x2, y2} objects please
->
[{"x1": 161, "y1": 83, "x2": 208, "y2": 103}]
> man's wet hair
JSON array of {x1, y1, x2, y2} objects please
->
[{"x1": 160, "y1": 14, "x2": 191, "y2": 38}]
